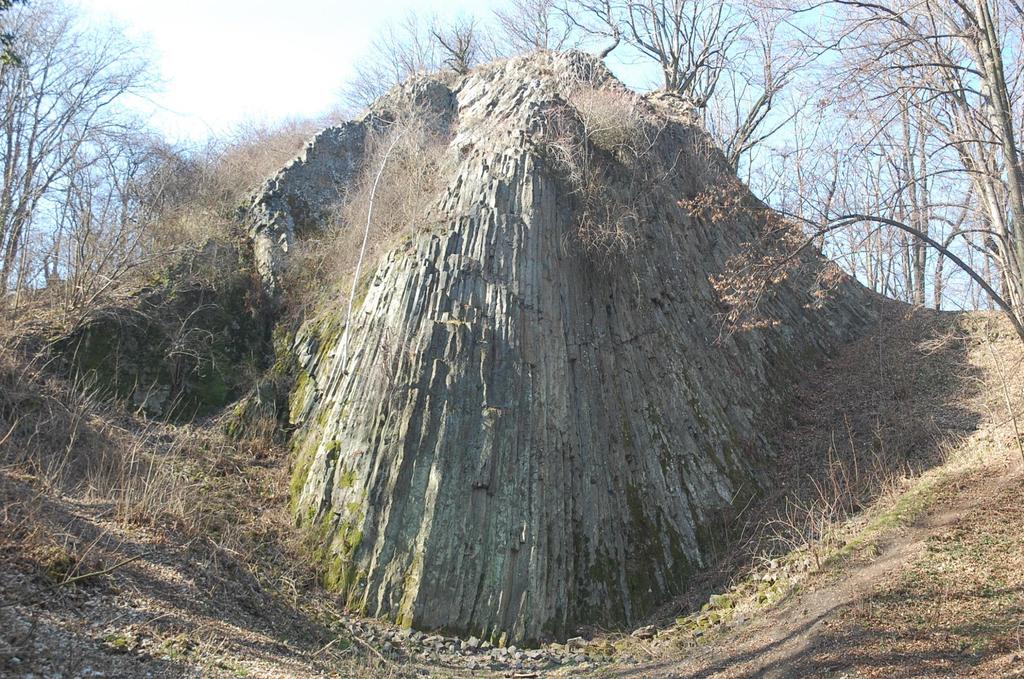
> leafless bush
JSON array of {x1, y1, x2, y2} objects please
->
[
  {"x1": 283, "y1": 116, "x2": 449, "y2": 313},
  {"x1": 756, "y1": 427, "x2": 949, "y2": 575},
  {"x1": 341, "y1": 118, "x2": 449, "y2": 246},
  {"x1": 542, "y1": 84, "x2": 664, "y2": 256},
  {"x1": 2, "y1": 109, "x2": 318, "y2": 330},
  {"x1": 568, "y1": 86, "x2": 649, "y2": 156},
  {"x1": 765, "y1": 439, "x2": 886, "y2": 569}
]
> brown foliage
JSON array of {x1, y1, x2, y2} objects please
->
[{"x1": 679, "y1": 184, "x2": 843, "y2": 334}]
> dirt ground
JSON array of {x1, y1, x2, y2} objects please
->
[{"x1": 596, "y1": 311, "x2": 1024, "y2": 678}]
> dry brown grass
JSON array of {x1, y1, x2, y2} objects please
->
[
  {"x1": 1, "y1": 335, "x2": 203, "y2": 537},
  {"x1": 157, "y1": 119, "x2": 322, "y2": 250},
  {"x1": 0, "y1": 320, "x2": 391, "y2": 676},
  {"x1": 282, "y1": 116, "x2": 450, "y2": 315},
  {"x1": 741, "y1": 310, "x2": 974, "y2": 564},
  {"x1": 0, "y1": 297, "x2": 295, "y2": 556},
  {"x1": 337, "y1": 116, "x2": 449, "y2": 256},
  {"x1": 542, "y1": 83, "x2": 666, "y2": 257}
]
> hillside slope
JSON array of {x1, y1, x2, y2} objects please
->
[
  {"x1": 594, "y1": 310, "x2": 1024, "y2": 678},
  {"x1": 3, "y1": 308, "x2": 1022, "y2": 678}
]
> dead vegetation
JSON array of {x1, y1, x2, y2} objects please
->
[
  {"x1": 150, "y1": 119, "x2": 322, "y2": 250},
  {"x1": 0, "y1": 317, "x2": 414, "y2": 678},
  {"x1": 541, "y1": 81, "x2": 668, "y2": 257},
  {"x1": 674, "y1": 180, "x2": 850, "y2": 335},
  {"x1": 721, "y1": 309, "x2": 979, "y2": 591},
  {"x1": 0, "y1": 316, "x2": 283, "y2": 572},
  {"x1": 282, "y1": 114, "x2": 450, "y2": 317},
  {"x1": 1, "y1": 113, "x2": 321, "y2": 340},
  {"x1": 593, "y1": 310, "x2": 1024, "y2": 677}
]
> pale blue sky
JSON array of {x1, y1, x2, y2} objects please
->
[
  {"x1": 77, "y1": 0, "x2": 479, "y2": 140},
  {"x1": 76, "y1": 0, "x2": 660, "y2": 142}
]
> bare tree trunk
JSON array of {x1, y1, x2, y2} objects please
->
[
  {"x1": 974, "y1": 0, "x2": 1024, "y2": 315},
  {"x1": 913, "y1": 105, "x2": 929, "y2": 306}
]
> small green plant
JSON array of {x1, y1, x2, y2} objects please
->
[
  {"x1": 39, "y1": 544, "x2": 79, "y2": 583},
  {"x1": 103, "y1": 631, "x2": 136, "y2": 653}
]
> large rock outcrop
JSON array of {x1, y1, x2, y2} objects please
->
[
  {"x1": 262, "y1": 52, "x2": 880, "y2": 644},
  {"x1": 247, "y1": 77, "x2": 456, "y2": 291},
  {"x1": 56, "y1": 242, "x2": 270, "y2": 420}
]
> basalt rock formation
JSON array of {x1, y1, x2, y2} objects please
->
[{"x1": 251, "y1": 52, "x2": 881, "y2": 644}]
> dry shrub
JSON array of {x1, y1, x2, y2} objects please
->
[
  {"x1": 338, "y1": 116, "x2": 448, "y2": 247},
  {"x1": 568, "y1": 86, "x2": 650, "y2": 156},
  {"x1": 543, "y1": 84, "x2": 665, "y2": 257},
  {"x1": 0, "y1": 331, "x2": 308, "y2": 602},
  {"x1": 681, "y1": 184, "x2": 825, "y2": 333},
  {"x1": 708, "y1": 222, "x2": 845, "y2": 334},
  {"x1": 762, "y1": 434, "x2": 919, "y2": 570},
  {"x1": 147, "y1": 118, "x2": 322, "y2": 252},
  {"x1": 283, "y1": 116, "x2": 449, "y2": 313},
  {"x1": 0, "y1": 333, "x2": 228, "y2": 537}
]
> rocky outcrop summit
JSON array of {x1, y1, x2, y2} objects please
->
[{"x1": 248, "y1": 52, "x2": 880, "y2": 644}]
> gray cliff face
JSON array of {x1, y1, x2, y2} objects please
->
[
  {"x1": 255, "y1": 53, "x2": 879, "y2": 644},
  {"x1": 248, "y1": 122, "x2": 366, "y2": 290},
  {"x1": 248, "y1": 76, "x2": 457, "y2": 291}
]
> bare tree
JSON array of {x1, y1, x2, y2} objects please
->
[
  {"x1": 342, "y1": 12, "x2": 498, "y2": 113},
  {"x1": 493, "y1": 0, "x2": 575, "y2": 53},
  {"x1": 341, "y1": 12, "x2": 442, "y2": 112},
  {"x1": 0, "y1": 0, "x2": 27, "y2": 65},
  {"x1": 561, "y1": 0, "x2": 622, "y2": 58},
  {"x1": 432, "y1": 15, "x2": 485, "y2": 75},
  {"x1": 706, "y1": 7, "x2": 809, "y2": 172},
  {"x1": 0, "y1": 1, "x2": 150, "y2": 298},
  {"x1": 44, "y1": 131, "x2": 165, "y2": 314},
  {"x1": 798, "y1": 0, "x2": 1024, "y2": 333},
  {"x1": 621, "y1": 0, "x2": 743, "y2": 100},
  {"x1": 565, "y1": 1, "x2": 804, "y2": 172}
]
